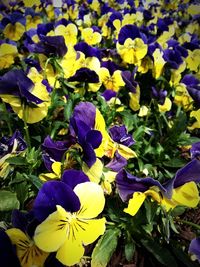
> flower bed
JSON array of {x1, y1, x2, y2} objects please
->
[{"x1": 0, "y1": 0, "x2": 200, "y2": 266}]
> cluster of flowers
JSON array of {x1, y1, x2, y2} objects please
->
[{"x1": 0, "y1": 0, "x2": 200, "y2": 266}]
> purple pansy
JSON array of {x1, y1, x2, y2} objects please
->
[
  {"x1": 41, "y1": 135, "x2": 75, "y2": 171},
  {"x1": 106, "y1": 151, "x2": 127, "y2": 172},
  {"x1": 189, "y1": 237, "x2": 200, "y2": 263},
  {"x1": 118, "y1": 24, "x2": 147, "y2": 45},
  {"x1": 151, "y1": 86, "x2": 167, "y2": 105},
  {"x1": 68, "y1": 67, "x2": 99, "y2": 83},
  {"x1": 109, "y1": 125, "x2": 135, "y2": 147},
  {"x1": 121, "y1": 70, "x2": 138, "y2": 93}
]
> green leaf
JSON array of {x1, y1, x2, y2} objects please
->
[
  {"x1": 6, "y1": 156, "x2": 27, "y2": 166},
  {"x1": 163, "y1": 158, "x2": 186, "y2": 168},
  {"x1": 26, "y1": 174, "x2": 43, "y2": 190},
  {"x1": 91, "y1": 228, "x2": 121, "y2": 267},
  {"x1": 64, "y1": 99, "x2": 73, "y2": 121},
  {"x1": 141, "y1": 238, "x2": 178, "y2": 267},
  {"x1": 0, "y1": 190, "x2": 20, "y2": 211},
  {"x1": 125, "y1": 241, "x2": 135, "y2": 262}
]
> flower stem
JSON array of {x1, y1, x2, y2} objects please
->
[{"x1": 178, "y1": 219, "x2": 200, "y2": 230}]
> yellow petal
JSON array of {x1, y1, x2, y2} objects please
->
[
  {"x1": 6, "y1": 228, "x2": 30, "y2": 245},
  {"x1": 78, "y1": 218, "x2": 106, "y2": 245},
  {"x1": 34, "y1": 205, "x2": 68, "y2": 252},
  {"x1": 124, "y1": 192, "x2": 146, "y2": 216},
  {"x1": 118, "y1": 144, "x2": 137, "y2": 159},
  {"x1": 82, "y1": 158, "x2": 103, "y2": 183},
  {"x1": 52, "y1": 161, "x2": 62, "y2": 177},
  {"x1": 74, "y1": 182, "x2": 105, "y2": 218},
  {"x1": 56, "y1": 237, "x2": 84, "y2": 266}
]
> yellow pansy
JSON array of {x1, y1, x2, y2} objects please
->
[
  {"x1": 39, "y1": 161, "x2": 62, "y2": 182},
  {"x1": 3, "y1": 22, "x2": 25, "y2": 41},
  {"x1": 81, "y1": 27, "x2": 102, "y2": 46},
  {"x1": 186, "y1": 49, "x2": 200, "y2": 72},
  {"x1": 0, "y1": 43, "x2": 18, "y2": 69},
  {"x1": 6, "y1": 228, "x2": 48, "y2": 267},
  {"x1": 99, "y1": 68, "x2": 125, "y2": 92},
  {"x1": 129, "y1": 84, "x2": 140, "y2": 111},
  {"x1": 26, "y1": 15, "x2": 42, "y2": 30},
  {"x1": 34, "y1": 182, "x2": 106, "y2": 266},
  {"x1": 174, "y1": 83, "x2": 193, "y2": 111},
  {"x1": 23, "y1": 0, "x2": 40, "y2": 7},
  {"x1": 117, "y1": 37, "x2": 148, "y2": 64},
  {"x1": 55, "y1": 23, "x2": 78, "y2": 46},
  {"x1": 138, "y1": 105, "x2": 149, "y2": 117}
]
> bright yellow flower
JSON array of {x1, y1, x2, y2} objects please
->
[
  {"x1": 186, "y1": 49, "x2": 200, "y2": 72},
  {"x1": 129, "y1": 84, "x2": 140, "y2": 111},
  {"x1": 34, "y1": 182, "x2": 106, "y2": 266},
  {"x1": 117, "y1": 38, "x2": 148, "y2": 64},
  {"x1": 174, "y1": 83, "x2": 193, "y2": 111},
  {"x1": 81, "y1": 27, "x2": 102, "y2": 46},
  {"x1": 152, "y1": 48, "x2": 166, "y2": 79},
  {"x1": 55, "y1": 24, "x2": 78, "y2": 46},
  {"x1": 39, "y1": 162, "x2": 62, "y2": 182},
  {"x1": 0, "y1": 43, "x2": 18, "y2": 69},
  {"x1": 158, "y1": 97, "x2": 172, "y2": 113},
  {"x1": 188, "y1": 109, "x2": 200, "y2": 130},
  {"x1": 26, "y1": 15, "x2": 42, "y2": 30},
  {"x1": 99, "y1": 68, "x2": 125, "y2": 92},
  {"x1": 3, "y1": 22, "x2": 25, "y2": 41},
  {"x1": 23, "y1": 0, "x2": 40, "y2": 7}
]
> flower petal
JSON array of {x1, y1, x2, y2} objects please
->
[
  {"x1": 124, "y1": 192, "x2": 146, "y2": 216},
  {"x1": 74, "y1": 182, "x2": 105, "y2": 218}
]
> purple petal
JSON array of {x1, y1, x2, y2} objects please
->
[
  {"x1": 33, "y1": 181, "x2": 80, "y2": 222},
  {"x1": 116, "y1": 169, "x2": 166, "y2": 202},
  {"x1": 118, "y1": 25, "x2": 141, "y2": 45},
  {"x1": 189, "y1": 237, "x2": 200, "y2": 262},
  {"x1": 82, "y1": 142, "x2": 97, "y2": 168},
  {"x1": 106, "y1": 151, "x2": 127, "y2": 172},
  {"x1": 75, "y1": 42, "x2": 101, "y2": 59},
  {"x1": 68, "y1": 67, "x2": 99, "y2": 83},
  {"x1": 173, "y1": 159, "x2": 200, "y2": 188},
  {"x1": 86, "y1": 130, "x2": 102, "y2": 149},
  {"x1": 109, "y1": 125, "x2": 135, "y2": 147},
  {"x1": 62, "y1": 170, "x2": 89, "y2": 189},
  {"x1": 71, "y1": 102, "x2": 96, "y2": 130},
  {"x1": 101, "y1": 90, "x2": 117, "y2": 101}
]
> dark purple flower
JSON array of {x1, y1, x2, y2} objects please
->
[
  {"x1": 0, "y1": 230, "x2": 21, "y2": 267},
  {"x1": 33, "y1": 181, "x2": 81, "y2": 222},
  {"x1": 109, "y1": 125, "x2": 135, "y2": 147},
  {"x1": 27, "y1": 35, "x2": 67, "y2": 57},
  {"x1": 163, "y1": 48, "x2": 183, "y2": 69},
  {"x1": 1, "y1": 11, "x2": 25, "y2": 27},
  {"x1": 41, "y1": 136, "x2": 75, "y2": 171},
  {"x1": 151, "y1": 86, "x2": 167, "y2": 105},
  {"x1": 189, "y1": 237, "x2": 200, "y2": 262},
  {"x1": 190, "y1": 142, "x2": 200, "y2": 159}
]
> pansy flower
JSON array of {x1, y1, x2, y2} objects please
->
[
  {"x1": 54, "y1": 19, "x2": 78, "y2": 46},
  {"x1": 33, "y1": 172, "x2": 106, "y2": 266},
  {"x1": 0, "y1": 69, "x2": 50, "y2": 123},
  {"x1": 25, "y1": 8, "x2": 42, "y2": 30},
  {"x1": 116, "y1": 159, "x2": 200, "y2": 216},
  {"x1": 6, "y1": 210, "x2": 49, "y2": 267},
  {"x1": 0, "y1": 130, "x2": 27, "y2": 178},
  {"x1": 99, "y1": 60, "x2": 125, "y2": 92},
  {"x1": 1, "y1": 11, "x2": 26, "y2": 41},
  {"x1": 81, "y1": 26, "x2": 102, "y2": 46},
  {"x1": 116, "y1": 24, "x2": 148, "y2": 65},
  {"x1": 0, "y1": 40, "x2": 18, "y2": 69}
]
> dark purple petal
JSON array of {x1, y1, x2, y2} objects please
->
[
  {"x1": 62, "y1": 169, "x2": 89, "y2": 189},
  {"x1": 118, "y1": 25, "x2": 146, "y2": 45},
  {"x1": 86, "y1": 130, "x2": 102, "y2": 149},
  {"x1": 116, "y1": 169, "x2": 166, "y2": 202},
  {"x1": 163, "y1": 49, "x2": 183, "y2": 69},
  {"x1": 82, "y1": 142, "x2": 97, "y2": 167},
  {"x1": 101, "y1": 60, "x2": 121, "y2": 75},
  {"x1": 191, "y1": 142, "x2": 200, "y2": 159},
  {"x1": 0, "y1": 231, "x2": 21, "y2": 267},
  {"x1": 11, "y1": 210, "x2": 28, "y2": 232},
  {"x1": 189, "y1": 237, "x2": 200, "y2": 262},
  {"x1": 75, "y1": 42, "x2": 101, "y2": 59},
  {"x1": 33, "y1": 181, "x2": 80, "y2": 222},
  {"x1": 173, "y1": 159, "x2": 200, "y2": 188},
  {"x1": 182, "y1": 75, "x2": 200, "y2": 105},
  {"x1": 109, "y1": 125, "x2": 135, "y2": 147},
  {"x1": 30, "y1": 35, "x2": 67, "y2": 57},
  {"x1": 106, "y1": 151, "x2": 127, "y2": 172},
  {"x1": 68, "y1": 68, "x2": 99, "y2": 83},
  {"x1": 121, "y1": 71, "x2": 137, "y2": 93}
]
